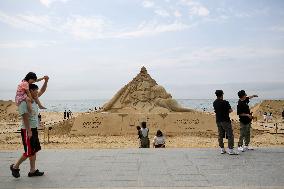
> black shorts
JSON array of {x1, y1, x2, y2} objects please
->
[
  {"x1": 154, "y1": 144, "x2": 165, "y2": 148},
  {"x1": 21, "y1": 128, "x2": 41, "y2": 157}
]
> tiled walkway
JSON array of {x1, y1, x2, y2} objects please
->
[{"x1": 0, "y1": 148, "x2": 284, "y2": 188}]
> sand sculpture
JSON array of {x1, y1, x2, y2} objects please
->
[
  {"x1": 71, "y1": 67, "x2": 216, "y2": 136},
  {"x1": 251, "y1": 100, "x2": 284, "y2": 120},
  {"x1": 102, "y1": 66, "x2": 192, "y2": 113}
]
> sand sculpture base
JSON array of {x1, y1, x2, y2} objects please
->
[{"x1": 70, "y1": 111, "x2": 216, "y2": 136}]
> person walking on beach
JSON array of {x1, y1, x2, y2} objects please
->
[
  {"x1": 64, "y1": 110, "x2": 67, "y2": 120},
  {"x1": 213, "y1": 90, "x2": 238, "y2": 155},
  {"x1": 66, "y1": 111, "x2": 70, "y2": 119},
  {"x1": 68, "y1": 110, "x2": 72, "y2": 118},
  {"x1": 10, "y1": 76, "x2": 49, "y2": 178},
  {"x1": 140, "y1": 122, "x2": 150, "y2": 148},
  {"x1": 237, "y1": 90, "x2": 258, "y2": 152}
]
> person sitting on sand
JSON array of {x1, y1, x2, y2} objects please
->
[
  {"x1": 263, "y1": 112, "x2": 267, "y2": 123},
  {"x1": 152, "y1": 130, "x2": 165, "y2": 148},
  {"x1": 15, "y1": 72, "x2": 47, "y2": 114},
  {"x1": 136, "y1": 126, "x2": 142, "y2": 148},
  {"x1": 140, "y1": 122, "x2": 150, "y2": 148}
]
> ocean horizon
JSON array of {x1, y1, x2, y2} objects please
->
[{"x1": 39, "y1": 98, "x2": 266, "y2": 113}]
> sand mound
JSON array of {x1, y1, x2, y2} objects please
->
[
  {"x1": 0, "y1": 100, "x2": 18, "y2": 122},
  {"x1": 102, "y1": 66, "x2": 192, "y2": 113},
  {"x1": 251, "y1": 100, "x2": 284, "y2": 120},
  {"x1": 48, "y1": 118, "x2": 75, "y2": 135}
]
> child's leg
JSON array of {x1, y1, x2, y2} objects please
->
[
  {"x1": 26, "y1": 97, "x2": 33, "y2": 113},
  {"x1": 34, "y1": 97, "x2": 46, "y2": 109}
]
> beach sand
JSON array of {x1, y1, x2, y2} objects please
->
[{"x1": 1, "y1": 100, "x2": 284, "y2": 150}]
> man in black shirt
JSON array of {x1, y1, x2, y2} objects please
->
[
  {"x1": 237, "y1": 90, "x2": 258, "y2": 152},
  {"x1": 213, "y1": 90, "x2": 238, "y2": 155}
]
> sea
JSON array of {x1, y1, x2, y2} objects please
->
[{"x1": 42, "y1": 99, "x2": 263, "y2": 113}]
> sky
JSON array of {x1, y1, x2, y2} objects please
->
[{"x1": 0, "y1": 0, "x2": 283, "y2": 100}]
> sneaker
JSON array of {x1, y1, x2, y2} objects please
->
[
  {"x1": 244, "y1": 146, "x2": 254, "y2": 151},
  {"x1": 238, "y1": 146, "x2": 245, "y2": 152},
  {"x1": 220, "y1": 148, "x2": 226, "y2": 154},
  {"x1": 10, "y1": 164, "x2": 20, "y2": 178},
  {"x1": 28, "y1": 169, "x2": 44, "y2": 177},
  {"x1": 228, "y1": 149, "x2": 239, "y2": 155}
]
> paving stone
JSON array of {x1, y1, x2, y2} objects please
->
[{"x1": 0, "y1": 147, "x2": 283, "y2": 188}]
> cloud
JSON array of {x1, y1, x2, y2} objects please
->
[
  {"x1": 270, "y1": 26, "x2": 284, "y2": 32},
  {"x1": 0, "y1": 10, "x2": 190, "y2": 40},
  {"x1": 189, "y1": 6, "x2": 209, "y2": 17},
  {"x1": 215, "y1": 7, "x2": 269, "y2": 21},
  {"x1": 154, "y1": 9, "x2": 170, "y2": 17},
  {"x1": 61, "y1": 15, "x2": 109, "y2": 39},
  {"x1": 39, "y1": 0, "x2": 69, "y2": 7},
  {"x1": 116, "y1": 20, "x2": 189, "y2": 38},
  {"x1": 142, "y1": 1, "x2": 154, "y2": 8},
  {"x1": 181, "y1": 47, "x2": 284, "y2": 63},
  {"x1": 0, "y1": 11, "x2": 57, "y2": 32},
  {"x1": 0, "y1": 40, "x2": 57, "y2": 49},
  {"x1": 174, "y1": 10, "x2": 182, "y2": 18},
  {"x1": 145, "y1": 46, "x2": 284, "y2": 69},
  {"x1": 0, "y1": 11, "x2": 109, "y2": 39},
  {"x1": 180, "y1": 0, "x2": 210, "y2": 17},
  {"x1": 141, "y1": 1, "x2": 175, "y2": 18}
]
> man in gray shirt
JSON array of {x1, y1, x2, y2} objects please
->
[{"x1": 10, "y1": 76, "x2": 49, "y2": 178}]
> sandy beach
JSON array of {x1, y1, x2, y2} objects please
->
[{"x1": 1, "y1": 100, "x2": 284, "y2": 151}]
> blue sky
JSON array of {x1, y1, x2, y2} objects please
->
[{"x1": 0, "y1": 0, "x2": 283, "y2": 100}]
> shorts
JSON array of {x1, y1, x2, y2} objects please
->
[
  {"x1": 15, "y1": 93, "x2": 28, "y2": 106},
  {"x1": 21, "y1": 128, "x2": 41, "y2": 157},
  {"x1": 154, "y1": 144, "x2": 165, "y2": 148}
]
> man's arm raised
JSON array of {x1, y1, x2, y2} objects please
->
[{"x1": 38, "y1": 76, "x2": 49, "y2": 97}]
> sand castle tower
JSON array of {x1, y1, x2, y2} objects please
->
[
  {"x1": 71, "y1": 67, "x2": 216, "y2": 136},
  {"x1": 102, "y1": 66, "x2": 192, "y2": 113}
]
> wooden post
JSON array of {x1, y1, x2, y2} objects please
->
[
  {"x1": 47, "y1": 127, "x2": 49, "y2": 143},
  {"x1": 43, "y1": 127, "x2": 46, "y2": 144},
  {"x1": 275, "y1": 123, "x2": 278, "y2": 134},
  {"x1": 48, "y1": 126, "x2": 52, "y2": 143}
]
